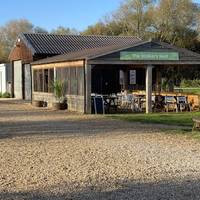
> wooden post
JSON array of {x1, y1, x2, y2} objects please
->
[
  {"x1": 85, "y1": 63, "x2": 91, "y2": 114},
  {"x1": 31, "y1": 66, "x2": 34, "y2": 102},
  {"x1": 146, "y1": 65, "x2": 153, "y2": 114},
  {"x1": 53, "y1": 67, "x2": 56, "y2": 81},
  {"x1": 11, "y1": 61, "x2": 14, "y2": 98}
]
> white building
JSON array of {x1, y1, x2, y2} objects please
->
[{"x1": 0, "y1": 63, "x2": 12, "y2": 94}]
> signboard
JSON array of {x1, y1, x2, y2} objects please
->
[
  {"x1": 129, "y1": 70, "x2": 136, "y2": 85},
  {"x1": 119, "y1": 70, "x2": 124, "y2": 85},
  {"x1": 120, "y1": 51, "x2": 179, "y2": 61}
]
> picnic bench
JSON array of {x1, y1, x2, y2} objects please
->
[{"x1": 192, "y1": 117, "x2": 200, "y2": 131}]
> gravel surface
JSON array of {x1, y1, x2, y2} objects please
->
[{"x1": 0, "y1": 99, "x2": 200, "y2": 200}]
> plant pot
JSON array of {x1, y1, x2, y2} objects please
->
[
  {"x1": 32, "y1": 100, "x2": 44, "y2": 107},
  {"x1": 52, "y1": 102, "x2": 67, "y2": 110}
]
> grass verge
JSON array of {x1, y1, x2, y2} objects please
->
[
  {"x1": 109, "y1": 112, "x2": 200, "y2": 140},
  {"x1": 109, "y1": 112, "x2": 200, "y2": 127}
]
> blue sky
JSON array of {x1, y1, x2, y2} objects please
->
[
  {"x1": 0, "y1": 0, "x2": 199, "y2": 32},
  {"x1": 0, "y1": 0, "x2": 123, "y2": 31}
]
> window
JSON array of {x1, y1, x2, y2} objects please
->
[
  {"x1": 34, "y1": 66, "x2": 84, "y2": 95},
  {"x1": 77, "y1": 67, "x2": 84, "y2": 95},
  {"x1": 33, "y1": 70, "x2": 38, "y2": 92},
  {"x1": 70, "y1": 68, "x2": 77, "y2": 95},
  {"x1": 44, "y1": 69, "x2": 48, "y2": 92},
  {"x1": 56, "y1": 66, "x2": 84, "y2": 96},
  {"x1": 38, "y1": 69, "x2": 43, "y2": 92},
  {"x1": 48, "y1": 69, "x2": 54, "y2": 93},
  {"x1": 33, "y1": 68, "x2": 54, "y2": 93}
]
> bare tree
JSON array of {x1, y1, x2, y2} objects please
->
[
  {"x1": 152, "y1": 0, "x2": 199, "y2": 48},
  {"x1": 0, "y1": 19, "x2": 33, "y2": 62}
]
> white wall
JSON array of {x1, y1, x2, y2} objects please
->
[{"x1": 0, "y1": 64, "x2": 6, "y2": 93}]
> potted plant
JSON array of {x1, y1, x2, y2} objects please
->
[{"x1": 52, "y1": 80, "x2": 67, "y2": 110}]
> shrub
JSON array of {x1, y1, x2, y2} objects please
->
[
  {"x1": 2, "y1": 92, "x2": 11, "y2": 98},
  {"x1": 0, "y1": 93, "x2": 2, "y2": 98},
  {"x1": 51, "y1": 80, "x2": 65, "y2": 102},
  {"x1": 180, "y1": 79, "x2": 200, "y2": 88}
]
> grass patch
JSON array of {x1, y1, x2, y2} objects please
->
[
  {"x1": 182, "y1": 88, "x2": 200, "y2": 95},
  {"x1": 109, "y1": 112, "x2": 200, "y2": 141},
  {"x1": 108, "y1": 112, "x2": 200, "y2": 141},
  {"x1": 175, "y1": 88, "x2": 200, "y2": 95},
  {"x1": 109, "y1": 112, "x2": 200, "y2": 127}
]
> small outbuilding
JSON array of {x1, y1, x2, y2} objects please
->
[
  {"x1": 31, "y1": 39, "x2": 200, "y2": 114},
  {"x1": 0, "y1": 63, "x2": 12, "y2": 94}
]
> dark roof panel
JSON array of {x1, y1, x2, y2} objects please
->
[
  {"x1": 20, "y1": 33, "x2": 141, "y2": 55},
  {"x1": 32, "y1": 41, "x2": 145, "y2": 65}
]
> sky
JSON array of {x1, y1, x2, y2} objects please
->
[
  {"x1": 0, "y1": 0, "x2": 200, "y2": 32},
  {"x1": 0, "y1": 0, "x2": 123, "y2": 31}
]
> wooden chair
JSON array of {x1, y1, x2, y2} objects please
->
[{"x1": 192, "y1": 117, "x2": 200, "y2": 131}]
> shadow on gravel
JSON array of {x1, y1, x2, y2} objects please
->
[
  {"x1": 1, "y1": 179, "x2": 200, "y2": 200},
  {"x1": 0, "y1": 118, "x2": 157, "y2": 139},
  {"x1": 0, "y1": 101, "x2": 187, "y2": 140}
]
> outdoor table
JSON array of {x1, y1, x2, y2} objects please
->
[{"x1": 102, "y1": 95, "x2": 118, "y2": 113}]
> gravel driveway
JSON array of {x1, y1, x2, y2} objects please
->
[{"x1": 0, "y1": 99, "x2": 200, "y2": 200}]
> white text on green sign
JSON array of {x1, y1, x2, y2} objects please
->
[{"x1": 120, "y1": 52, "x2": 179, "y2": 61}]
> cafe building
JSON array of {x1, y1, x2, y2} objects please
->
[{"x1": 31, "y1": 38, "x2": 200, "y2": 114}]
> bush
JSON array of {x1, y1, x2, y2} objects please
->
[
  {"x1": 180, "y1": 79, "x2": 200, "y2": 88},
  {"x1": 2, "y1": 92, "x2": 11, "y2": 98},
  {"x1": 0, "y1": 93, "x2": 2, "y2": 98}
]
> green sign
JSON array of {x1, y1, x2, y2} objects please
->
[{"x1": 120, "y1": 51, "x2": 179, "y2": 61}]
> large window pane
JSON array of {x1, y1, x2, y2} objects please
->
[
  {"x1": 77, "y1": 67, "x2": 84, "y2": 95},
  {"x1": 70, "y1": 68, "x2": 77, "y2": 95},
  {"x1": 33, "y1": 68, "x2": 54, "y2": 93},
  {"x1": 48, "y1": 69, "x2": 54, "y2": 93},
  {"x1": 33, "y1": 70, "x2": 38, "y2": 92},
  {"x1": 38, "y1": 69, "x2": 43, "y2": 92},
  {"x1": 44, "y1": 69, "x2": 48, "y2": 92}
]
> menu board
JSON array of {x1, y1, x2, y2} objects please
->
[
  {"x1": 129, "y1": 70, "x2": 136, "y2": 85},
  {"x1": 119, "y1": 70, "x2": 124, "y2": 85}
]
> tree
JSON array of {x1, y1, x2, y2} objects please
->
[
  {"x1": 51, "y1": 26, "x2": 79, "y2": 35},
  {"x1": 113, "y1": 0, "x2": 154, "y2": 38},
  {"x1": 82, "y1": 22, "x2": 109, "y2": 35},
  {"x1": 82, "y1": 0, "x2": 154, "y2": 38},
  {"x1": 0, "y1": 19, "x2": 34, "y2": 62},
  {"x1": 82, "y1": 0, "x2": 200, "y2": 50},
  {"x1": 33, "y1": 26, "x2": 48, "y2": 33},
  {"x1": 151, "y1": 0, "x2": 199, "y2": 48}
]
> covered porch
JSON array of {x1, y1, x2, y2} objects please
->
[
  {"x1": 88, "y1": 63, "x2": 187, "y2": 114},
  {"x1": 85, "y1": 41, "x2": 200, "y2": 114},
  {"x1": 90, "y1": 64, "x2": 157, "y2": 114}
]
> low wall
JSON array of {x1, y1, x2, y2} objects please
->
[
  {"x1": 66, "y1": 95, "x2": 85, "y2": 113},
  {"x1": 32, "y1": 92, "x2": 85, "y2": 113}
]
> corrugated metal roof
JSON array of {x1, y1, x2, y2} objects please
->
[
  {"x1": 20, "y1": 33, "x2": 141, "y2": 55},
  {"x1": 32, "y1": 41, "x2": 145, "y2": 65}
]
